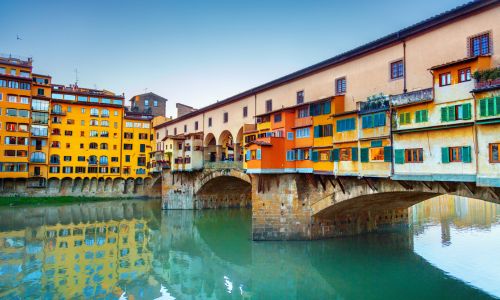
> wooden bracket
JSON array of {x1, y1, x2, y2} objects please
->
[
  {"x1": 327, "y1": 176, "x2": 336, "y2": 188},
  {"x1": 462, "y1": 182, "x2": 476, "y2": 196},
  {"x1": 317, "y1": 176, "x2": 326, "y2": 191},
  {"x1": 397, "y1": 180, "x2": 412, "y2": 191},
  {"x1": 487, "y1": 187, "x2": 499, "y2": 201},
  {"x1": 364, "y1": 177, "x2": 378, "y2": 192},
  {"x1": 336, "y1": 177, "x2": 346, "y2": 194},
  {"x1": 438, "y1": 181, "x2": 451, "y2": 193},
  {"x1": 421, "y1": 181, "x2": 432, "y2": 191}
]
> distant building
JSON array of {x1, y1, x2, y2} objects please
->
[
  {"x1": 129, "y1": 92, "x2": 167, "y2": 117},
  {"x1": 176, "y1": 103, "x2": 197, "y2": 118}
]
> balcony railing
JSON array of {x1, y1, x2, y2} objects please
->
[
  {"x1": 359, "y1": 94, "x2": 390, "y2": 113},
  {"x1": 389, "y1": 88, "x2": 433, "y2": 107},
  {"x1": 204, "y1": 161, "x2": 243, "y2": 170},
  {"x1": 294, "y1": 116, "x2": 313, "y2": 128},
  {"x1": 51, "y1": 109, "x2": 66, "y2": 115},
  {"x1": 30, "y1": 158, "x2": 46, "y2": 163},
  {"x1": 475, "y1": 78, "x2": 500, "y2": 90}
]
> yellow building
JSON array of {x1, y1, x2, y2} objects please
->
[
  {"x1": 122, "y1": 112, "x2": 153, "y2": 178},
  {"x1": 48, "y1": 85, "x2": 125, "y2": 179},
  {"x1": 0, "y1": 55, "x2": 32, "y2": 178}
]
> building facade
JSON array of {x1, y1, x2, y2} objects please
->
[{"x1": 129, "y1": 92, "x2": 167, "y2": 117}]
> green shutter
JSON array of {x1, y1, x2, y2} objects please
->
[
  {"x1": 351, "y1": 147, "x2": 358, "y2": 161},
  {"x1": 323, "y1": 102, "x2": 331, "y2": 114},
  {"x1": 311, "y1": 151, "x2": 319, "y2": 162},
  {"x1": 441, "y1": 107, "x2": 448, "y2": 122},
  {"x1": 395, "y1": 149, "x2": 405, "y2": 164},
  {"x1": 415, "y1": 110, "x2": 421, "y2": 123},
  {"x1": 487, "y1": 98, "x2": 495, "y2": 117},
  {"x1": 405, "y1": 112, "x2": 411, "y2": 124},
  {"x1": 332, "y1": 149, "x2": 339, "y2": 162},
  {"x1": 448, "y1": 106, "x2": 456, "y2": 121},
  {"x1": 360, "y1": 148, "x2": 369, "y2": 163},
  {"x1": 422, "y1": 109, "x2": 428, "y2": 122},
  {"x1": 479, "y1": 99, "x2": 487, "y2": 117},
  {"x1": 384, "y1": 146, "x2": 392, "y2": 162},
  {"x1": 441, "y1": 147, "x2": 449, "y2": 163},
  {"x1": 495, "y1": 96, "x2": 500, "y2": 116},
  {"x1": 463, "y1": 103, "x2": 471, "y2": 120},
  {"x1": 462, "y1": 146, "x2": 472, "y2": 163},
  {"x1": 399, "y1": 113, "x2": 405, "y2": 125},
  {"x1": 313, "y1": 126, "x2": 319, "y2": 138}
]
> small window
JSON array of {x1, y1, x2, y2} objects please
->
[
  {"x1": 490, "y1": 143, "x2": 499, "y2": 163},
  {"x1": 405, "y1": 148, "x2": 423, "y2": 163},
  {"x1": 458, "y1": 68, "x2": 471, "y2": 83},
  {"x1": 194, "y1": 121, "x2": 199, "y2": 131},
  {"x1": 335, "y1": 77, "x2": 346, "y2": 95},
  {"x1": 184, "y1": 125, "x2": 187, "y2": 132},
  {"x1": 469, "y1": 32, "x2": 490, "y2": 57},
  {"x1": 296, "y1": 91, "x2": 304, "y2": 104},
  {"x1": 144, "y1": 99, "x2": 149, "y2": 106},
  {"x1": 339, "y1": 148, "x2": 352, "y2": 161},
  {"x1": 223, "y1": 112, "x2": 228, "y2": 123},
  {"x1": 449, "y1": 147, "x2": 462, "y2": 162},
  {"x1": 243, "y1": 106, "x2": 248, "y2": 117},
  {"x1": 208, "y1": 117, "x2": 212, "y2": 127},
  {"x1": 274, "y1": 113, "x2": 282, "y2": 123},
  {"x1": 439, "y1": 73, "x2": 451, "y2": 86},
  {"x1": 265, "y1": 100, "x2": 272, "y2": 113},
  {"x1": 390, "y1": 60, "x2": 404, "y2": 79},
  {"x1": 369, "y1": 147, "x2": 385, "y2": 162},
  {"x1": 153, "y1": 100, "x2": 158, "y2": 107}
]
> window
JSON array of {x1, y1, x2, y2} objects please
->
[
  {"x1": 32, "y1": 99, "x2": 49, "y2": 111},
  {"x1": 64, "y1": 156, "x2": 72, "y2": 162},
  {"x1": 100, "y1": 143, "x2": 108, "y2": 150},
  {"x1": 390, "y1": 60, "x2": 404, "y2": 79},
  {"x1": 89, "y1": 156, "x2": 98, "y2": 164},
  {"x1": 274, "y1": 113, "x2": 282, "y2": 122},
  {"x1": 439, "y1": 72, "x2": 451, "y2": 86},
  {"x1": 336, "y1": 77, "x2": 346, "y2": 94},
  {"x1": 362, "y1": 112, "x2": 386, "y2": 128},
  {"x1": 298, "y1": 107, "x2": 309, "y2": 118},
  {"x1": 50, "y1": 155, "x2": 60, "y2": 164},
  {"x1": 37, "y1": 88, "x2": 44, "y2": 96},
  {"x1": 406, "y1": 148, "x2": 423, "y2": 163},
  {"x1": 101, "y1": 120, "x2": 109, "y2": 127},
  {"x1": 174, "y1": 128, "x2": 177, "y2": 135},
  {"x1": 369, "y1": 147, "x2": 385, "y2": 161},
  {"x1": 78, "y1": 156, "x2": 86, "y2": 162},
  {"x1": 287, "y1": 132, "x2": 294, "y2": 140},
  {"x1": 78, "y1": 96, "x2": 87, "y2": 102},
  {"x1": 313, "y1": 124, "x2": 333, "y2": 137},
  {"x1": 296, "y1": 128, "x2": 310, "y2": 138},
  {"x1": 415, "y1": 110, "x2": 428, "y2": 123},
  {"x1": 152, "y1": 100, "x2": 158, "y2": 107},
  {"x1": 89, "y1": 142, "x2": 98, "y2": 149},
  {"x1": 125, "y1": 122, "x2": 133, "y2": 128},
  {"x1": 399, "y1": 112, "x2": 411, "y2": 125},
  {"x1": 469, "y1": 32, "x2": 490, "y2": 57},
  {"x1": 76, "y1": 167, "x2": 85, "y2": 174},
  {"x1": 99, "y1": 156, "x2": 108, "y2": 165},
  {"x1": 124, "y1": 132, "x2": 133, "y2": 139},
  {"x1": 458, "y1": 68, "x2": 471, "y2": 83},
  {"x1": 479, "y1": 97, "x2": 500, "y2": 117},
  {"x1": 64, "y1": 130, "x2": 72, "y2": 136},
  {"x1": 490, "y1": 143, "x2": 499, "y2": 163},
  {"x1": 297, "y1": 91, "x2": 304, "y2": 104},
  {"x1": 310, "y1": 101, "x2": 331, "y2": 116},
  {"x1": 286, "y1": 150, "x2": 295, "y2": 161},
  {"x1": 265, "y1": 99, "x2": 272, "y2": 112},
  {"x1": 208, "y1": 117, "x2": 212, "y2": 127},
  {"x1": 8, "y1": 95, "x2": 17, "y2": 103},
  {"x1": 8, "y1": 81, "x2": 19, "y2": 89},
  {"x1": 90, "y1": 108, "x2": 99, "y2": 116},
  {"x1": 0, "y1": 67, "x2": 4, "y2": 74},
  {"x1": 20, "y1": 71, "x2": 29, "y2": 78},
  {"x1": 441, "y1": 103, "x2": 472, "y2": 122},
  {"x1": 20, "y1": 97, "x2": 29, "y2": 104},
  {"x1": 223, "y1": 112, "x2": 228, "y2": 123},
  {"x1": 242, "y1": 106, "x2": 248, "y2": 118},
  {"x1": 144, "y1": 99, "x2": 149, "y2": 106},
  {"x1": 319, "y1": 151, "x2": 330, "y2": 161},
  {"x1": 49, "y1": 166, "x2": 60, "y2": 173},
  {"x1": 183, "y1": 124, "x2": 187, "y2": 132},
  {"x1": 101, "y1": 109, "x2": 109, "y2": 117},
  {"x1": 50, "y1": 141, "x2": 60, "y2": 148},
  {"x1": 336, "y1": 118, "x2": 355, "y2": 132},
  {"x1": 124, "y1": 144, "x2": 133, "y2": 150},
  {"x1": 89, "y1": 130, "x2": 98, "y2": 137},
  {"x1": 100, "y1": 131, "x2": 109, "y2": 137},
  {"x1": 194, "y1": 121, "x2": 199, "y2": 131},
  {"x1": 339, "y1": 148, "x2": 352, "y2": 161},
  {"x1": 441, "y1": 146, "x2": 472, "y2": 163}
]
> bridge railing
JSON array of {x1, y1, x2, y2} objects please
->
[{"x1": 204, "y1": 161, "x2": 243, "y2": 170}]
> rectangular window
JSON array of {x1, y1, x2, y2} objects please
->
[
  {"x1": 405, "y1": 148, "x2": 423, "y2": 163},
  {"x1": 154, "y1": 100, "x2": 158, "y2": 107},
  {"x1": 310, "y1": 101, "x2": 331, "y2": 116},
  {"x1": 265, "y1": 100, "x2": 272, "y2": 112},
  {"x1": 490, "y1": 143, "x2": 499, "y2": 163},
  {"x1": 274, "y1": 113, "x2": 282, "y2": 122},
  {"x1": 319, "y1": 151, "x2": 330, "y2": 161},
  {"x1": 369, "y1": 147, "x2": 385, "y2": 162},
  {"x1": 296, "y1": 127, "x2": 310, "y2": 138},
  {"x1": 399, "y1": 112, "x2": 411, "y2": 125},
  {"x1": 195, "y1": 121, "x2": 199, "y2": 130},
  {"x1": 223, "y1": 112, "x2": 228, "y2": 123},
  {"x1": 439, "y1": 72, "x2": 451, "y2": 86},
  {"x1": 335, "y1": 77, "x2": 346, "y2": 94},
  {"x1": 450, "y1": 147, "x2": 462, "y2": 162},
  {"x1": 286, "y1": 150, "x2": 295, "y2": 161},
  {"x1": 287, "y1": 132, "x2": 294, "y2": 140},
  {"x1": 339, "y1": 148, "x2": 352, "y2": 161},
  {"x1": 298, "y1": 107, "x2": 309, "y2": 118},
  {"x1": 470, "y1": 32, "x2": 490, "y2": 56},
  {"x1": 336, "y1": 118, "x2": 356, "y2": 132},
  {"x1": 208, "y1": 117, "x2": 212, "y2": 127},
  {"x1": 390, "y1": 60, "x2": 404, "y2": 79},
  {"x1": 479, "y1": 97, "x2": 499, "y2": 117},
  {"x1": 458, "y1": 68, "x2": 471, "y2": 83},
  {"x1": 297, "y1": 91, "x2": 304, "y2": 104},
  {"x1": 184, "y1": 124, "x2": 187, "y2": 132},
  {"x1": 313, "y1": 124, "x2": 333, "y2": 137},
  {"x1": 144, "y1": 99, "x2": 149, "y2": 106},
  {"x1": 415, "y1": 110, "x2": 428, "y2": 123},
  {"x1": 243, "y1": 106, "x2": 248, "y2": 117},
  {"x1": 441, "y1": 103, "x2": 471, "y2": 122}
]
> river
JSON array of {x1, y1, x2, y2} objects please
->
[{"x1": 0, "y1": 196, "x2": 498, "y2": 299}]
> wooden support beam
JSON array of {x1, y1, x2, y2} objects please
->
[
  {"x1": 327, "y1": 176, "x2": 336, "y2": 188},
  {"x1": 336, "y1": 177, "x2": 345, "y2": 194},
  {"x1": 363, "y1": 177, "x2": 378, "y2": 192},
  {"x1": 396, "y1": 180, "x2": 412, "y2": 191},
  {"x1": 462, "y1": 182, "x2": 476, "y2": 196},
  {"x1": 487, "y1": 187, "x2": 499, "y2": 201},
  {"x1": 312, "y1": 175, "x2": 318, "y2": 189},
  {"x1": 421, "y1": 181, "x2": 432, "y2": 191},
  {"x1": 317, "y1": 176, "x2": 326, "y2": 191},
  {"x1": 438, "y1": 181, "x2": 451, "y2": 193}
]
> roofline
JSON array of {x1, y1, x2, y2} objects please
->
[
  {"x1": 129, "y1": 92, "x2": 168, "y2": 102},
  {"x1": 154, "y1": 0, "x2": 500, "y2": 130}
]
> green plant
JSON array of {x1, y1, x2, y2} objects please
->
[{"x1": 474, "y1": 67, "x2": 500, "y2": 82}]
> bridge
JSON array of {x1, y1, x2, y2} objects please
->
[{"x1": 161, "y1": 168, "x2": 500, "y2": 240}]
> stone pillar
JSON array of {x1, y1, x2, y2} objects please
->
[
  {"x1": 234, "y1": 143, "x2": 241, "y2": 161},
  {"x1": 203, "y1": 146, "x2": 210, "y2": 162},
  {"x1": 216, "y1": 145, "x2": 222, "y2": 162}
]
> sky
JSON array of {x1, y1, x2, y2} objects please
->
[{"x1": 0, "y1": 0, "x2": 470, "y2": 117}]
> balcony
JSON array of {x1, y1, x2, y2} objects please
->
[
  {"x1": 204, "y1": 161, "x2": 243, "y2": 170},
  {"x1": 359, "y1": 94, "x2": 390, "y2": 113},
  {"x1": 257, "y1": 121, "x2": 271, "y2": 131},
  {"x1": 30, "y1": 158, "x2": 46, "y2": 164},
  {"x1": 243, "y1": 123, "x2": 257, "y2": 133},
  {"x1": 51, "y1": 109, "x2": 66, "y2": 116},
  {"x1": 294, "y1": 116, "x2": 313, "y2": 128},
  {"x1": 390, "y1": 88, "x2": 433, "y2": 107}
]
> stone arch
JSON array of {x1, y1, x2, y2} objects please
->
[
  {"x1": 204, "y1": 133, "x2": 216, "y2": 147},
  {"x1": 125, "y1": 177, "x2": 135, "y2": 194},
  {"x1": 89, "y1": 177, "x2": 98, "y2": 193},
  {"x1": 134, "y1": 178, "x2": 144, "y2": 194},
  {"x1": 113, "y1": 177, "x2": 125, "y2": 193},
  {"x1": 60, "y1": 177, "x2": 73, "y2": 194},
  {"x1": 73, "y1": 177, "x2": 83, "y2": 193},
  {"x1": 218, "y1": 130, "x2": 234, "y2": 161},
  {"x1": 204, "y1": 133, "x2": 217, "y2": 162},
  {"x1": 47, "y1": 177, "x2": 60, "y2": 193},
  {"x1": 82, "y1": 177, "x2": 91, "y2": 193},
  {"x1": 97, "y1": 177, "x2": 105, "y2": 193},
  {"x1": 234, "y1": 126, "x2": 244, "y2": 161},
  {"x1": 104, "y1": 178, "x2": 113, "y2": 193},
  {"x1": 194, "y1": 169, "x2": 252, "y2": 208}
]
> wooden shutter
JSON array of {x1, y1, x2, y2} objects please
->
[
  {"x1": 351, "y1": 147, "x2": 358, "y2": 161},
  {"x1": 405, "y1": 112, "x2": 411, "y2": 124},
  {"x1": 323, "y1": 102, "x2": 331, "y2": 114},
  {"x1": 422, "y1": 110, "x2": 428, "y2": 122},
  {"x1": 415, "y1": 110, "x2": 421, "y2": 123},
  {"x1": 462, "y1": 146, "x2": 472, "y2": 163},
  {"x1": 495, "y1": 96, "x2": 500, "y2": 116},
  {"x1": 395, "y1": 149, "x2": 405, "y2": 164},
  {"x1": 441, "y1": 147, "x2": 449, "y2": 163},
  {"x1": 311, "y1": 151, "x2": 319, "y2": 162},
  {"x1": 256, "y1": 149, "x2": 261, "y2": 160},
  {"x1": 463, "y1": 103, "x2": 471, "y2": 120},
  {"x1": 448, "y1": 106, "x2": 456, "y2": 121},
  {"x1": 487, "y1": 97, "x2": 495, "y2": 117},
  {"x1": 384, "y1": 146, "x2": 392, "y2": 162},
  {"x1": 245, "y1": 151, "x2": 251, "y2": 161},
  {"x1": 313, "y1": 126, "x2": 319, "y2": 137},
  {"x1": 441, "y1": 107, "x2": 448, "y2": 122},
  {"x1": 480, "y1": 98, "x2": 487, "y2": 117},
  {"x1": 399, "y1": 113, "x2": 405, "y2": 125},
  {"x1": 332, "y1": 149, "x2": 339, "y2": 162},
  {"x1": 360, "y1": 148, "x2": 369, "y2": 163}
]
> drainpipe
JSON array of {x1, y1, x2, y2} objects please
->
[
  {"x1": 471, "y1": 93, "x2": 479, "y2": 178},
  {"x1": 403, "y1": 41, "x2": 407, "y2": 94}
]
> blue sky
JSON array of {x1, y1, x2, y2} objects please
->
[{"x1": 1, "y1": 0, "x2": 469, "y2": 116}]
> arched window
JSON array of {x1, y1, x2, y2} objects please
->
[
  {"x1": 52, "y1": 104, "x2": 62, "y2": 114},
  {"x1": 99, "y1": 156, "x2": 108, "y2": 165},
  {"x1": 101, "y1": 120, "x2": 109, "y2": 127},
  {"x1": 90, "y1": 119, "x2": 98, "y2": 126},
  {"x1": 90, "y1": 108, "x2": 99, "y2": 116},
  {"x1": 100, "y1": 143, "x2": 108, "y2": 150},
  {"x1": 89, "y1": 142, "x2": 98, "y2": 149},
  {"x1": 101, "y1": 109, "x2": 109, "y2": 117},
  {"x1": 50, "y1": 154, "x2": 60, "y2": 164},
  {"x1": 88, "y1": 155, "x2": 97, "y2": 164}
]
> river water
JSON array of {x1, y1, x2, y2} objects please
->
[{"x1": 0, "y1": 196, "x2": 498, "y2": 299}]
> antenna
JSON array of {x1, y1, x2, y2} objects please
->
[
  {"x1": 144, "y1": 88, "x2": 148, "y2": 93},
  {"x1": 74, "y1": 68, "x2": 79, "y2": 85}
]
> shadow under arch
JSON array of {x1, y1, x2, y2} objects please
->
[{"x1": 195, "y1": 173, "x2": 252, "y2": 209}]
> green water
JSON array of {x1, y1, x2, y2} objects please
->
[{"x1": 0, "y1": 196, "x2": 499, "y2": 299}]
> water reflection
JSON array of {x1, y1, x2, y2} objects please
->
[{"x1": 0, "y1": 196, "x2": 498, "y2": 299}]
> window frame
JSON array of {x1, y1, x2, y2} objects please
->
[
  {"x1": 335, "y1": 77, "x2": 346, "y2": 95},
  {"x1": 390, "y1": 59, "x2": 404, "y2": 80},
  {"x1": 439, "y1": 72, "x2": 451, "y2": 86},
  {"x1": 489, "y1": 143, "x2": 499, "y2": 163},
  {"x1": 458, "y1": 68, "x2": 471, "y2": 83}
]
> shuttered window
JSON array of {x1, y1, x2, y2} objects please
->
[
  {"x1": 415, "y1": 110, "x2": 428, "y2": 123},
  {"x1": 399, "y1": 112, "x2": 411, "y2": 125},
  {"x1": 360, "y1": 148, "x2": 369, "y2": 162},
  {"x1": 336, "y1": 118, "x2": 355, "y2": 132},
  {"x1": 441, "y1": 103, "x2": 471, "y2": 122},
  {"x1": 311, "y1": 151, "x2": 319, "y2": 162},
  {"x1": 286, "y1": 150, "x2": 295, "y2": 161},
  {"x1": 245, "y1": 151, "x2": 251, "y2": 161},
  {"x1": 441, "y1": 146, "x2": 471, "y2": 163},
  {"x1": 479, "y1": 97, "x2": 499, "y2": 117}
]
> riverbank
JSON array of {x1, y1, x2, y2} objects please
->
[{"x1": 0, "y1": 196, "x2": 159, "y2": 207}]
